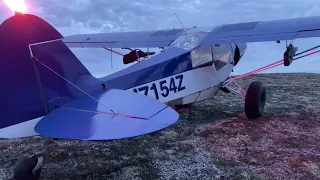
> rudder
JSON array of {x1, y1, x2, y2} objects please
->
[{"x1": 0, "y1": 14, "x2": 98, "y2": 129}]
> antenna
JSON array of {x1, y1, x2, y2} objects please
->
[
  {"x1": 110, "y1": 48, "x2": 113, "y2": 68},
  {"x1": 175, "y1": 13, "x2": 187, "y2": 35}
]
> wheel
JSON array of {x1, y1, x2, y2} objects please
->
[
  {"x1": 13, "y1": 155, "x2": 43, "y2": 180},
  {"x1": 244, "y1": 81, "x2": 266, "y2": 119}
]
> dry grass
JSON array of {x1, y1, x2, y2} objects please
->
[{"x1": 1, "y1": 73, "x2": 320, "y2": 180}]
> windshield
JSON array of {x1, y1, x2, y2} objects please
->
[{"x1": 169, "y1": 27, "x2": 213, "y2": 50}]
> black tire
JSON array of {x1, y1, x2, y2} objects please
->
[
  {"x1": 14, "y1": 155, "x2": 43, "y2": 180},
  {"x1": 245, "y1": 81, "x2": 266, "y2": 119}
]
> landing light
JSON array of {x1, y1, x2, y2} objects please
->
[{"x1": 4, "y1": 0, "x2": 27, "y2": 15}]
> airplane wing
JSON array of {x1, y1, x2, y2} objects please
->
[
  {"x1": 199, "y1": 16, "x2": 320, "y2": 45},
  {"x1": 63, "y1": 29, "x2": 184, "y2": 48},
  {"x1": 34, "y1": 89, "x2": 179, "y2": 140},
  {"x1": 63, "y1": 16, "x2": 320, "y2": 49}
]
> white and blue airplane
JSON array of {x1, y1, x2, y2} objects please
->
[{"x1": 1, "y1": 11, "x2": 320, "y2": 141}]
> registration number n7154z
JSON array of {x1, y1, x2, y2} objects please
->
[{"x1": 132, "y1": 74, "x2": 185, "y2": 100}]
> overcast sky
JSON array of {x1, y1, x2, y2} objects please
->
[{"x1": 1, "y1": 0, "x2": 320, "y2": 77}]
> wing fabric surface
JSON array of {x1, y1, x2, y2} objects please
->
[
  {"x1": 63, "y1": 16, "x2": 320, "y2": 48},
  {"x1": 200, "y1": 16, "x2": 320, "y2": 45},
  {"x1": 34, "y1": 89, "x2": 179, "y2": 140},
  {"x1": 63, "y1": 29, "x2": 184, "y2": 48}
]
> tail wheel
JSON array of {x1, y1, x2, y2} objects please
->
[{"x1": 245, "y1": 81, "x2": 266, "y2": 119}]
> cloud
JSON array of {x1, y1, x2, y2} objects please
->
[{"x1": 1, "y1": 0, "x2": 320, "y2": 77}]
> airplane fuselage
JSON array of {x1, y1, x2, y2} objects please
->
[{"x1": 101, "y1": 43, "x2": 247, "y2": 106}]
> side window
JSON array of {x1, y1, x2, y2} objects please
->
[
  {"x1": 191, "y1": 45, "x2": 213, "y2": 67},
  {"x1": 212, "y1": 44, "x2": 232, "y2": 70}
]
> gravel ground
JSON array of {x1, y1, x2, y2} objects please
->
[{"x1": 1, "y1": 73, "x2": 320, "y2": 180}]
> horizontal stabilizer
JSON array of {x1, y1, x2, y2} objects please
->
[{"x1": 34, "y1": 89, "x2": 179, "y2": 140}]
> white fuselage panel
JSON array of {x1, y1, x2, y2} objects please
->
[{"x1": 128, "y1": 64, "x2": 234, "y2": 104}]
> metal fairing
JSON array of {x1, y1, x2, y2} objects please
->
[{"x1": 235, "y1": 43, "x2": 247, "y2": 56}]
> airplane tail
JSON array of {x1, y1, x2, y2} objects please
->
[
  {"x1": 0, "y1": 13, "x2": 97, "y2": 129},
  {"x1": 0, "y1": 14, "x2": 179, "y2": 140}
]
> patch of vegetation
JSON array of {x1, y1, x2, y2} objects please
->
[{"x1": 212, "y1": 158, "x2": 263, "y2": 180}]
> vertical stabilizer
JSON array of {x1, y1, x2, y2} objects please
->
[{"x1": 0, "y1": 14, "x2": 98, "y2": 129}]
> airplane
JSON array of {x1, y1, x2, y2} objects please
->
[{"x1": 1, "y1": 9, "x2": 320, "y2": 143}]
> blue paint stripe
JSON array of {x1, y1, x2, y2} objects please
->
[
  {"x1": 101, "y1": 43, "x2": 247, "y2": 91},
  {"x1": 103, "y1": 48, "x2": 194, "y2": 90}
]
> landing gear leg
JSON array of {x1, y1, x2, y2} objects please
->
[
  {"x1": 220, "y1": 79, "x2": 266, "y2": 119},
  {"x1": 221, "y1": 44, "x2": 320, "y2": 119}
]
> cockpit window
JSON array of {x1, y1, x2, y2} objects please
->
[
  {"x1": 169, "y1": 27, "x2": 213, "y2": 50},
  {"x1": 168, "y1": 27, "x2": 233, "y2": 70},
  {"x1": 191, "y1": 45, "x2": 213, "y2": 67},
  {"x1": 212, "y1": 44, "x2": 232, "y2": 62},
  {"x1": 212, "y1": 44, "x2": 233, "y2": 70}
]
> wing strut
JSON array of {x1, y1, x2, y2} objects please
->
[
  {"x1": 104, "y1": 47, "x2": 124, "y2": 56},
  {"x1": 225, "y1": 44, "x2": 320, "y2": 83},
  {"x1": 220, "y1": 44, "x2": 320, "y2": 99}
]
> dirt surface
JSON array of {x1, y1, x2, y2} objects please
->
[{"x1": 1, "y1": 73, "x2": 320, "y2": 180}]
